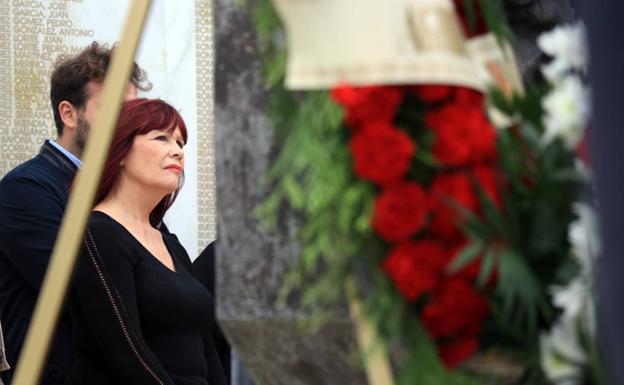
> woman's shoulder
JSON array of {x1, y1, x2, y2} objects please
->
[
  {"x1": 87, "y1": 211, "x2": 127, "y2": 235},
  {"x1": 83, "y1": 211, "x2": 139, "y2": 259},
  {"x1": 160, "y1": 230, "x2": 194, "y2": 272}
]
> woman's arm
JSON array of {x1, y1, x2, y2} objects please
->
[
  {"x1": 203, "y1": 331, "x2": 228, "y2": 385},
  {"x1": 72, "y1": 219, "x2": 175, "y2": 385}
]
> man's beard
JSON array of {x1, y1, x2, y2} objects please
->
[{"x1": 73, "y1": 114, "x2": 91, "y2": 156}]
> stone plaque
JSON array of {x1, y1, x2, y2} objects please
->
[{"x1": 0, "y1": 0, "x2": 216, "y2": 256}]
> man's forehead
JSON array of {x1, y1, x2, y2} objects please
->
[
  {"x1": 85, "y1": 81, "x2": 104, "y2": 100},
  {"x1": 85, "y1": 81, "x2": 137, "y2": 102}
]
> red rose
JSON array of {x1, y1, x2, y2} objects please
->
[
  {"x1": 350, "y1": 122, "x2": 416, "y2": 186},
  {"x1": 424, "y1": 278, "x2": 488, "y2": 368},
  {"x1": 425, "y1": 104, "x2": 474, "y2": 167},
  {"x1": 429, "y1": 172, "x2": 477, "y2": 239},
  {"x1": 382, "y1": 239, "x2": 450, "y2": 301},
  {"x1": 372, "y1": 182, "x2": 428, "y2": 242},
  {"x1": 426, "y1": 103, "x2": 497, "y2": 167},
  {"x1": 330, "y1": 84, "x2": 403, "y2": 129},
  {"x1": 454, "y1": 87, "x2": 484, "y2": 106},
  {"x1": 469, "y1": 116, "x2": 498, "y2": 164},
  {"x1": 413, "y1": 85, "x2": 454, "y2": 103},
  {"x1": 438, "y1": 337, "x2": 480, "y2": 369},
  {"x1": 421, "y1": 278, "x2": 489, "y2": 339}
]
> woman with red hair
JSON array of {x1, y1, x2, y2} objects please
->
[{"x1": 65, "y1": 99, "x2": 226, "y2": 385}]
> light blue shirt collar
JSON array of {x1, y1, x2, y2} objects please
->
[{"x1": 48, "y1": 139, "x2": 82, "y2": 168}]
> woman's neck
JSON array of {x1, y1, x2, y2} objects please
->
[{"x1": 94, "y1": 182, "x2": 166, "y2": 231}]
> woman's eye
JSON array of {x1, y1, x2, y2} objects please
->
[
  {"x1": 155, "y1": 135, "x2": 167, "y2": 141},
  {"x1": 176, "y1": 141, "x2": 184, "y2": 148}
]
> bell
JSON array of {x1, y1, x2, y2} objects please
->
[{"x1": 272, "y1": 0, "x2": 485, "y2": 90}]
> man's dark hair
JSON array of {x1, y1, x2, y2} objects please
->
[{"x1": 50, "y1": 41, "x2": 151, "y2": 136}]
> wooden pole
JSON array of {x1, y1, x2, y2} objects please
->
[
  {"x1": 346, "y1": 277, "x2": 396, "y2": 385},
  {"x1": 12, "y1": 1, "x2": 152, "y2": 384}
]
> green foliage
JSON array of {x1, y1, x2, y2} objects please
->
[
  {"x1": 359, "y1": 271, "x2": 485, "y2": 385},
  {"x1": 459, "y1": 0, "x2": 514, "y2": 42},
  {"x1": 470, "y1": 88, "x2": 580, "y2": 336},
  {"x1": 496, "y1": 249, "x2": 551, "y2": 331},
  {"x1": 477, "y1": 0, "x2": 514, "y2": 42},
  {"x1": 397, "y1": 318, "x2": 483, "y2": 385},
  {"x1": 254, "y1": 91, "x2": 370, "y2": 315},
  {"x1": 462, "y1": 0, "x2": 478, "y2": 32}
]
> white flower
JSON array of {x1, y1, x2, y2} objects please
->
[
  {"x1": 569, "y1": 203, "x2": 600, "y2": 273},
  {"x1": 567, "y1": 203, "x2": 599, "y2": 336},
  {"x1": 538, "y1": 23, "x2": 588, "y2": 82},
  {"x1": 551, "y1": 278, "x2": 587, "y2": 321},
  {"x1": 541, "y1": 316, "x2": 587, "y2": 384},
  {"x1": 550, "y1": 278, "x2": 597, "y2": 338},
  {"x1": 542, "y1": 76, "x2": 591, "y2": 149},
  {"x1": 550, "y1": 203, "x2": 600, "y2": 330},
  {"x1": 538, "y1": 23, "x2": 592, "y2": 149},
  {"x1": 541, "y1": 202, "x2": 599, "y2": 382}
]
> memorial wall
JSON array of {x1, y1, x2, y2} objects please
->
[{"x1": 0, "y1": 0, "x2": 215, "y2": 257}]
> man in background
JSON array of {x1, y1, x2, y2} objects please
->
[{"x1": 0, "y1": 42, "x2": 149, "y2": 385}]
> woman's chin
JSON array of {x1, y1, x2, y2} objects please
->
[{"x1": 152, "y1": 183, "x2": 179, "y2": 197}]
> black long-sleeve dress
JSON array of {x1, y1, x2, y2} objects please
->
[{"x1": 65, "y1": 211, "x2": 227, "y2": 385}]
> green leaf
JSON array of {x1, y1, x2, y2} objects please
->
[
  {"x1": 463, "y1": 0, "x2": 477, "y2": 33},
  {"x1": 355, "y1": 198, "x2": 374, "y2": 234},
  {"x1": 498, "y1": 186, "x2": 521, "y2": 246},
  {"x1": 476, "y1": 0, "x2": 514, "y2": 43},
  {"x1": 397, "y1": 317, "x2": 484, "y2": 385},
  {"x1": 529, "y1": 202, "x2": 563, "y2": 254},
  {"x1": 414, "y1": 149, "x2": 439, "y2": 167},
  {"x1": 301, "y1": 245, "x2": 319, "y2": 273},
  {"x1": 519, "y1": 122, "x2": 543, "y2": 151},
  {"x1": 265, "y1": 50, "x2": 287, "y2": 86},
  {"x1": 253, "y1": 186, "x2": 285, "y2": 231},
  {"x1": 282, "y1": 174, "x2": 304, "y2": 209},
  {"x1": 477, "y1": 247, "x2": 497, "y2": 288},
  {"x1": 449, "y1": 239, "x2": 484, "y2": 273},
  {"x1": 496, "y1": 248, "x2": 548, "y2": 331},
  {"x1": 488, "y1": 87, "x2": 514, "y2": 116},
  {"x1": 472, "y1": 176, "x2": 507, "y2": 237},
  {"x1": 551, "y1": 167, "x2": 585, "y2": 183}
]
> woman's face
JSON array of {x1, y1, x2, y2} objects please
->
[{"x1": 121, "y1": 126, "x2": 185, "y2": 195}]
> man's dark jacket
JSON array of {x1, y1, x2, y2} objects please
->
[{"x1": 0, "y1": 141, "x2": 76, "y2": 384}]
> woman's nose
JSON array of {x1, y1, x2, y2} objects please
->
[{"x1": 170, "y1": 144, "x2": 184, "y2": 159}]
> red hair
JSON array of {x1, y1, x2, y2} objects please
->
[{"x1": 95, "y1": 98, "x2": 188, "y2": 227}]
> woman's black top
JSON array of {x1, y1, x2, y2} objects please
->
[{"x1": 65, "y1": 211, "x2": 227, "y2": 385}]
